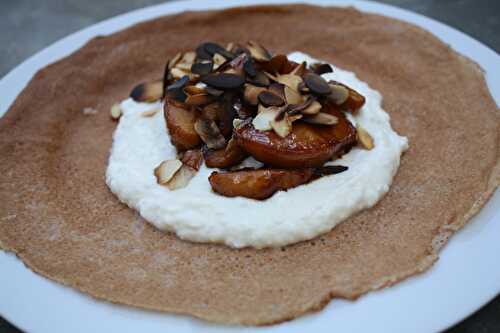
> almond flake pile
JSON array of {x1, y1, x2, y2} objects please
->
[{"x1": 128, "y1": 41, "x2": 373, "y2": 199}]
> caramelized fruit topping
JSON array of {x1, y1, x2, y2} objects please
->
[{"x1": 128, "y1": 42, "x2": 369, "y2": 198}]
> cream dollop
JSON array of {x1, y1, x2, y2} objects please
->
[{"x1": 106, "y1": 52, "x2": 408, "y2": 248}]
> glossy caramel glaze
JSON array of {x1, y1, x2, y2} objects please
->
[
  {"x1": 209, "y1": 168, "x2": 314, "y2": 200},
  {"x1": 164, "y1": 98, "x2": 201, "y2": 151},
  {"x1": 235, "y1": 104, "x2": 357, "y2": 168}
]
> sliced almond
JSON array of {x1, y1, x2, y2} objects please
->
[
  {"x1": 244, "y1": 84, "x2": 267, "y2": 105},
  {"x1": 304, "y1": 73, "x2": 331, "y2": 96},
  {"x1": 82, "y1": 107, "x2": 97, "y2": 115},
  {"x1": 182, "y1": 51, "x2": 196, "y2": 64},
  {"x1": 194, "y1": 118, "x2": 226, "y2": 149},
  {"x1": 300, "y1": 100, "x2": 322, "y2": 115},
  {"x1": 110, "y1": 103, "x2": 122, "y2": 120},
  {"x1": 329, "y1": 84, "x2": 349, "y2": 105},
  {"x1": 258, "y1": 90, "x2": 285, "y2": 107},
  {"x1": 268, "y1": 83, "x2": 286, "y2": 100},
  {"x1": 213, "y1": 53, "x2": 227, "y2": 70},
  {"x1": 200, "y1": 73, "x2": 245, "y2": 89},
  {"x1": 288, "y1": 113, "x2": 303, "y2": 123},
  {"x1": 270, "y1": 113, "x2": 292, "y2": 138},
  {"x1": 167, "y1": 165, "x2": 197, "y2": 190},
  {"x1": 252, "y1": 105, "x2": 280, "y2": 131},
  {"x1": 154, "y1": 159, "x2": 183, "y2": 185},
  {"x1": 357, "y1": 126, "x2": 374, "y2": 150},
  {"x1": 303, "y1": 112, "x2": 338, "y2": 125},
  {"x1": 226, "y1": 42, "x2": 235, "y2": 52},
  {"x1": 290, "y1": 61, "x2": 306, "y2": 76},
  {"x1": 310, "y1": 63, "x2": 333, "y2": 75},
  {"x1": 224, "y1": 68, "x2": 241, "y2": 75},
  {"x1": 277, "y1": 74, "x2": 302, "y2": 91},
  {"x1": 233, "y1": 118, "x2": 244, "y2": 129},
  {"x1": 284, "y1": 85, "x2": 304, "y2": 104},
  {"x1": 247, "y1": 71, "x2": 270, "y2": 87},
  {"x1": 184, "y1": 85, "x2": 206, "y2": 95},
  {"x1": 168, "y1": 52, "x2": 182, "y2": 69},
  {"x1": 130, "y1": 80, "x2": 163, "y2": 102},
  {"x1": 263, "y1": 71, "x2": 280, "y2": 82},
  {"x1": 171, "y1": 67, "x2": 189, "y2": 80},
  {"x1": 247, "y1": 41, "x2": 271, "y2": 62},
  {"x1": 175, "y1": 62, "x2": 192, "y2": 71},
  {"x1": 141, "y1": 109, "x2": 160, "y2": 117}
]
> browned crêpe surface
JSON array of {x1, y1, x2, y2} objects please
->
[{"x1": 0, "y1": 5, "x2": 499, "y2": 325}]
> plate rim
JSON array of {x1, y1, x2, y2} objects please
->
[{"x1": 0, "y1": 1, "x2": 499, "y2": 332}]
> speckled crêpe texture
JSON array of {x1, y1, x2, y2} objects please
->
[{"x1": 0, "y1": 5, "x2": 499, "y2": 325}]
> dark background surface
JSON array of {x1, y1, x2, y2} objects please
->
[{"x1": 0, "y1": 0, "x2": 499, "y2": 332}]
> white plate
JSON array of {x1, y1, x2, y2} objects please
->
[{"x1": 1, "y1": 1, "x2": 499, "y2": 332}]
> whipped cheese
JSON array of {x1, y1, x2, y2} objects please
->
[{"x1": 106, "y1": 52, "x2": 409, "y2": 248}]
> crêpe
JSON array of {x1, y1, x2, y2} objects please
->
[{"x1": 0, "y1": 5, "x2": 498, "y2": 325}]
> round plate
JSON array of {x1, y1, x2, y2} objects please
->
[{"x1": 1, "y1": 1, "x2": 499, "y2": 332}]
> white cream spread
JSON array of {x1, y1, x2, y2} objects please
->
[{"x1": 106, "y1": 52, "x2": 409, "y2": 248}]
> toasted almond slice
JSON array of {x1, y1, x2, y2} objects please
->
[
  {"x1": 247, "y1": 41, "x2": 271, "y2": 62},
  {"x1": 277, "y1": 74, "x2": 302, "y2": 91},
  {"x1": 167, "y1": 165, "x2": 197, "y2": 190},
  {"x1": 290, "y1": 61, "x2": 306, "y2": 76},
  {"x1": 300, "y1": 100, "x2": 322, "y2": 115},
  {"x1": 223, "y1": 68, "x2": 239, "y2": 75},
  {"x1": 168, "y1": 52, "x2": 182, "y2": 69},
  {"x1": 171, "y1": 67, "x2": 188, "y2": 80},
  {"x1": 303, "y1": 112, "x2": 338, "y2": 125},
  {"x1": 194, "y1": 118, "x2": 226, "y2": 149},
  {"x1": 184, "y1": 85, "x2": 206, "y2": 95},
  {"x1": 213, "y1": 53, "x2": 227, "y2": 71},
  {"x1": 288, "y1": 113, "x2": 303, "y2": 123},
  {"x1": 154, "y1": 159, "x2": 183, "y2": 185},
  {"x1": 270, "y1": 113, "x2": 292, "y2": 138},
  {"x1": 141, "y1": 108, "x2": 160, "y2": 117},
  {"x1": 233, "y1": 118, "x2": 244, "y2": 129},
  {"x1": 329, "y1": 84, "x2": 349, "y2": 105},
  {"x1": 263, "y1": 71, "x2": 280, "y2": 82},
  {"x1": 310, "y1": 63, "x2": 334, "y2": 75},
  {"x1": 304, "y1": 73, "x2": 332, "y2": 96},
  {"x1": 357, "y1": 126, "x2": 374, "y2": 150},
  {"x1": 201, "y1": 73, "x2": 245, "y2": 89},
  {"x1": 182, "y1": 51, "x2": 196, "y2": 64},
  {"x1": 284, "y1": 85, "x2": 303, "y2": 104},
  {"x1": 244, "y1": 84, "x2": 267, "y2": 105},
  {"x1": 252, "y1": 105, "x2": 280, "y2": 131},
  {"x1": 110, "y1": 103, "x2": 122, "y2": 120},
  {"x1": 175, "y1": 62, "x2": 192, "y2": 71},
  {"x1": 258, "y1": 90, "x2": 285, "y2": 107},
  {"x1": 82, "y1": 107, "x2": 98, "y2": 115},
  {"x1": 130, "y1": 80, "x2": 163, "y2": 102}
]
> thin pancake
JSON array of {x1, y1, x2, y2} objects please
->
[{"x1": 0, "y1": 5, "x2": 499, "y2": 325}]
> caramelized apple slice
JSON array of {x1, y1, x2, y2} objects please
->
[
  {"x1": 209, "y1": 168, "x2": 314, "y2": 200},
  {"x1": 203, "y1": 139, "x2": 248, "y2": 169},
  {"x1": 164, "y1": 97, "x2": 201, "y2": 151},
  {"x1": 234, "y1": 105, "x2": 357, "y2": 168}
]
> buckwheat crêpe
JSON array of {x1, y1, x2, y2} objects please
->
[{"x1": 0, "y1": 5, "x2": 498, "y2": 325}]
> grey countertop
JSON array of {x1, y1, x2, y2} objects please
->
[{"x1": 1, "y1": 0, "x2": 499, "y2": 332}]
